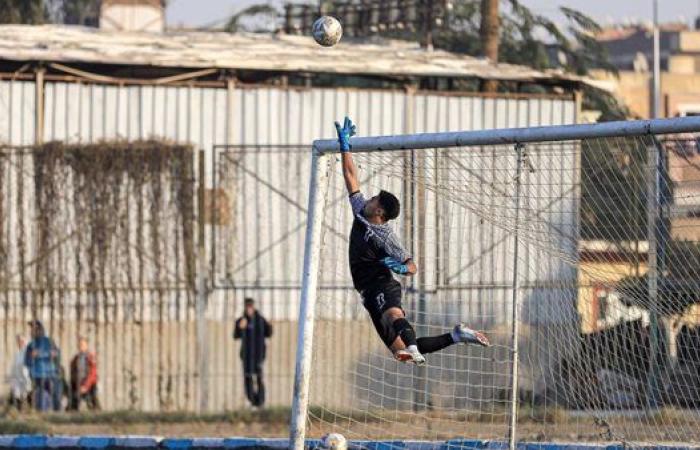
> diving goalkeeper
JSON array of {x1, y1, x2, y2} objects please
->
[{"x1": 335, "y1": 117, "x2": 490, "y2": 366}]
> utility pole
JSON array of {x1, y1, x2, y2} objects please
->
[
  {"x1": 652, "y1": 0, "x2": 661, "y2": 118},
  {"x1": 647, "y1": 0, "x2": 664, "y2": 409},
  {"x1": 480, "y1": 0, "x2": 500, "y2": 92}
]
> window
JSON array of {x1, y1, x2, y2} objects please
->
[{"x1": 596, "y1": 287, "x2": 610, "y2": 321}]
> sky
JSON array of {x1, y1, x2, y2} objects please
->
[{"x1": 166, "y1": 0, "x2": 700, "y2": 29}]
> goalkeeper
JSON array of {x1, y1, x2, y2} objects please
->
[{"x1": 335, "y1": 117, "x2": 490, "y2": 366}]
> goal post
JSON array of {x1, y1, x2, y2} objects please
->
[
  {"x1": 290, "y1": 149, "x2": 334, "y2": 450},
  {"x1": 291, "y1": 116, "x2": 700, "y2": 449}
]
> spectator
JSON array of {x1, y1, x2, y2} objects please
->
[
  {"x1": 68, "y1": 336, "x2": 99, "y2": 411},
  {"x1": 6, "y1": 334, "x2": 31, "y2": 410},
  {"x1": 24, "y1": 320, "x2": 61, "y2": 411},
  {"x1": 233, "y1": 298, "x2": 272, "y2": 408}
]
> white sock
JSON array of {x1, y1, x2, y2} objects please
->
[{"x1": 407, "y1": 344, "x2": 419, "y2": 353}]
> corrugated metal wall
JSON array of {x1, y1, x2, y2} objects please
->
[
  {"x1": 0, "y1": 79, "x2": 577, "y2": 410},
  {"x1": 0, "y1": 82, "x2": 575, "y2": 170}
]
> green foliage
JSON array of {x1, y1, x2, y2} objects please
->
[
  {"x1": 58, "y1": 0, "x2": 99, "y2": 26},
  {"x1": 0, "y1": 0, "x2": 48, "y2": 24},
  {"x1": 580, "y1": 136, "x2": 647, "y2": 241},
  {"x1": 582, "y1": 85, "x2": 630, "y2": 121},
  {"x1": 224, "y1": 4, "x2": 280, "y2": 33},
  {"x1": 0, "y1": 0, "x2": 100, "y2": 25}
]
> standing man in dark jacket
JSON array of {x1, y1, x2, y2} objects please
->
[{"x1": 233, "y1": 298, "x2": 272, "y2": 408}]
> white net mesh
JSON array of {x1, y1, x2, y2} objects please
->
[{"x1": 305, "y1": 132, "x2": 700, "y2": 444}]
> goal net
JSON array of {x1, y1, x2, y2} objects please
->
[{"x1": 292, "y1": 118, "x2": 700, "y2": 447}]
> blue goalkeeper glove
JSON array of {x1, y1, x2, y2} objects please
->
[
  {"x1": 334, "y1": 116, "x2": 357, "y2": 153},
  {"x1": 381, "y1": 257, "x2": 409, "y2": 275}
]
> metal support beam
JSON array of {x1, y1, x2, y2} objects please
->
[
  {"x1": 652, "y1": 0, "x2": 661, "y2": 119},
  {"x1": 34, "y1": 66, "x2": 45, "y2": 145},
  {"x1": 196, "y1": 150, "x2": 209, "y2": 413},
  {"x1": 646, "y1": 139, "x2": 666, "y2": 409}
]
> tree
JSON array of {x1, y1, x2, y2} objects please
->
[
  {"x1": 0, "y1": 0, "x2": 49, "y2": 24},
  {"x1": 479, "y1": 0, "x2": 499, "y2": 92},
  {"x1": 59, "y1": 0, "x2": 100, "y2": 27},
  {"x1": 580, "y1": 136, "x2": 647, "y2": 243},
  {"x1": 246, "y1": 2, "x2": 617, "y2": 91},
  {"x1": 224, "y1": 4, "x2": 280, "y2": 33},
  {"x1": 0, "y1": 0, "x2": 102, "y2": 26}
]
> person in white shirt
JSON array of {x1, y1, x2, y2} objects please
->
[{"x1": 7, "y1": 334, "x2": 31, "y2": 410}]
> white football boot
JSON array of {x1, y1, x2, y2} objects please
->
[{"x1": 395, "y1": 345, "x2": 426, "y2": 366}]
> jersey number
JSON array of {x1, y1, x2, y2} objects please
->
[{"x1": 376, "y1": 292, "x2": 385, "y2": 309}]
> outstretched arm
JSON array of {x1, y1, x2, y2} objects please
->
[
  {"x1": 341, "y1": 153, "x2": 359, "y2": 194},
  {"x1": 335, "y1": 117, "x2": 358, "y2": 194}
]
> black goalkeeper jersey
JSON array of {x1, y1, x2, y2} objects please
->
[{"x1": 348, "y1": 192, "x2": 411, "y2": 292}]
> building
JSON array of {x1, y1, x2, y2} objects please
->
[
  {"x1": 590, "y1": 25, "x2": 700, "y2": 267},
  {"x1": 100, "y1": 0, "x2": 165, "y2": 32},
  {"x1": 592, "y1": 23, "x2": 700, "y2": 118},
  {"x1": 0, "y1": 24, "x2": 583, "y2": 411},
  {"x1": 578, "y1": 240, "x2": 649, "y2": 334}
]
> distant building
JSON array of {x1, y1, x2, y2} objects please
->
[
  {"x1": 100, "y1": 0, "x2": 165, "y2": 32},
  {"x1": 590, "y1": 23, "x2": 700, "y2": 245},
  {"x1": 578, "y1": 240, "x2": 649, "y2": 334},
  {"x1": 665, "y1": 139, "x2": 700, "y2": 241},
  {"x1": 595, "y1": 23, "x2": 689, "y2": 73},
  {"x1": 592, "y1": 22, "x2": 700, "y2": 118}
]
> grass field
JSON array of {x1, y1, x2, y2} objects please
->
[{"x1": 1, "y1": 407, "x2": 697, "y2": 443}]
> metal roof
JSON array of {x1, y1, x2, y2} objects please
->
[{"x1": 0, "y1": 24, "x2": 581, "y2": 84}]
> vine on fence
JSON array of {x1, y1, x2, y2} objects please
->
[{"x1": 22, "y1": 140, "x2": 196, "y2": 410}]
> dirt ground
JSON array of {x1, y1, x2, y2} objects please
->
[{"x1": 1, "y1": 409, "x2": 698, "y2": 444}]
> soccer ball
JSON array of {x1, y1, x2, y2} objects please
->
[
  {"x1": 312, "y1": 16, "x2": 343, "y2": 47},
  {"x1": 320, "y1": 433, "x2": 347, "y2": 450}
]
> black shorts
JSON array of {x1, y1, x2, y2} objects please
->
[{"x1": 360, "y1": 280, "x2": 403, "y2": 348}]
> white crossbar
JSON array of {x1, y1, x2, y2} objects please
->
[{"x1": 313, "y1": 116, "x2": 700, "y2": 154}]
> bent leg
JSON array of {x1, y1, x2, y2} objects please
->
[
  {"x1": 384, "y1": 309, "x2": 454, "y2": 355},
  {"x1": 381, "y1": 307, "x2": 418, "y2": 352},
  {"x1": 417, "y1": 334, "x2": 455, "y2": 354}
]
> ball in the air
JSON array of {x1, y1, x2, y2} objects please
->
[
  {"x1": 312, "y1": 16, "x2": 343, "y2": 47},
  {"x1": 320, "y1": 433, "x2": 347, "y2": 450}
]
